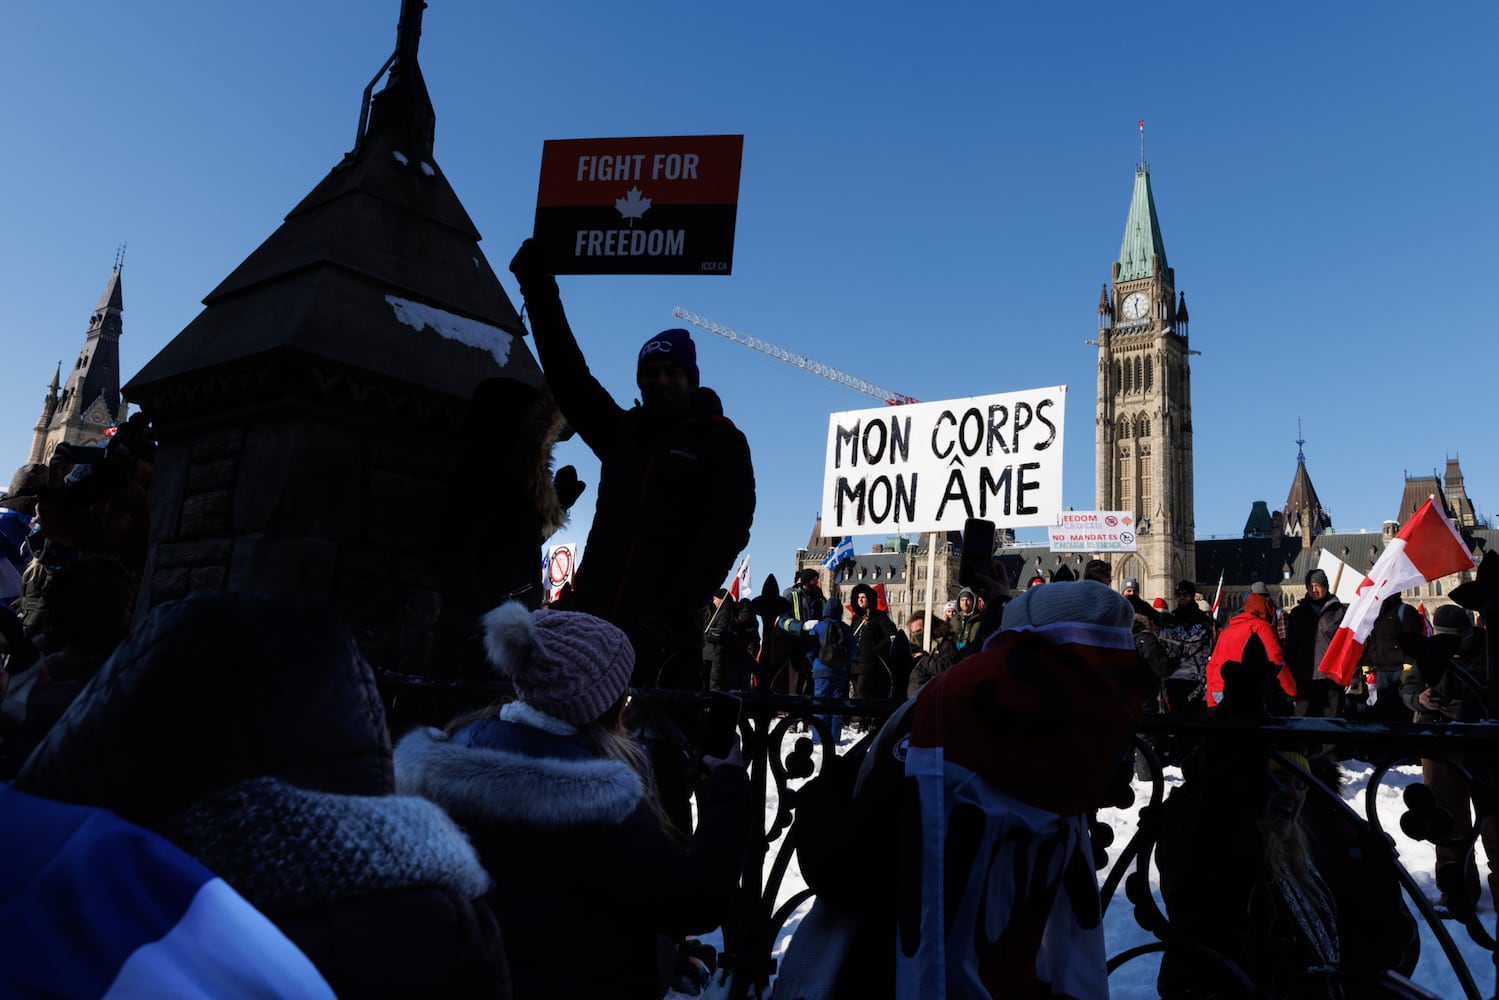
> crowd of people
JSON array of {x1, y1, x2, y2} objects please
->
[
  {"x1": 766, "y1": 561, "x2": 1492, "y2": 999},
  {"x1": 0, "y1": 237, "x2": 1491, "y2": 998}
]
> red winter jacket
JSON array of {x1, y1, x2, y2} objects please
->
[{"x1": 1205, "y1": 595, "x2": 1294, "y2": 707}]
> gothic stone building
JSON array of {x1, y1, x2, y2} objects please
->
[
  {"x1": 795, "y1": 160, "x2": 1491, "y2": 620},
  {"x1": 28, "y1": 267, "x2": 127, "y2": 464}
]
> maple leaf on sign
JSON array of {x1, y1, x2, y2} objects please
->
[{"x1": 615, "y1": 186, "x2": 652, "y2": 223}]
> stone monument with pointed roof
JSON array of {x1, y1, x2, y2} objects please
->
[{"x1": 124, "y1": 0, "x2": 543, "y2": 676}]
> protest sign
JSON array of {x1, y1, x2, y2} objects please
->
[
  {"x1": 1315, "y1": 548, "x2": 1365, "y2": 607},
  {"x1": 820, "y1": 387, "x2": 1065, "y2": 534},
  {"x1": 1047, "y1": 511, "x2": 1138, "y2": 552},
  {"x1": 533, "y1": 134, "x2": 743, "y2": 275},
  {"x1": 543, "y1": 542, "x2": 577, "y2": 602}
]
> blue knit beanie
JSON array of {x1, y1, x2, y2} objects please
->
[{"x1": 637, "y1": 328, "x2": 699, "y2": 387}]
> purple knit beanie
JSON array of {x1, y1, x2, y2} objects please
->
[
  {"x1": 481, "y1": 602, "x2": 635, "y2": 726},
  {"x1": 637, "y1": 328, "x2": 699, "y2": 387}
]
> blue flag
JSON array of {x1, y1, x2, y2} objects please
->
[{"x1": 822, "y1": 536, "x2": 854, "y2": 570}]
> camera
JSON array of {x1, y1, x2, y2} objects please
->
[{"x1": 958, "y1": 517, "x2": 996, "y2": 590}]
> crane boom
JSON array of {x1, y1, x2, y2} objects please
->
[{"x1": 671, "y1": 307, "x2": 919, "y2": 405}]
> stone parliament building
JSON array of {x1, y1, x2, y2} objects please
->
[{"x1": 794, "y1": 163, "x2": 1493, "y2": 626}]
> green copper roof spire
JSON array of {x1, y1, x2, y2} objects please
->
[{"x1": 1117, "y1": 165, "x2": 1166, "y2": 282}]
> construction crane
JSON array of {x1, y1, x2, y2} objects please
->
[{"x1": 671, "y1": 307, "x2": 920, "y2": 406}]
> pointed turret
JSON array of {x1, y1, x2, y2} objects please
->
[
  {"x1": 35, "y1": 266, "x2": 125, "y2": 458},
  {"x1": 1444, "y1": 457, "x2": 1477, "y2": 527},
  {"x1": 1282, "y1": 426, "x2": 1332, "y2": 538},
  {"x1": 1243, "y1": 500, "x2": 1274, "y2": 539},
  {"x1": 64, "y1": 267, "x2": 124, "y2": 424},
  {"x1": 97, "y1": 266, "x2": 124, "y2": 315},
  {"x1": 1117, "y1": 166, "x2": 1167, "y2": 282},
  {"x1": 27, "y1": 364, "x2": 63, "y2": 464},
  {"x1": 1176, "y1": 291, "x2": 1189, "y2": 337}
]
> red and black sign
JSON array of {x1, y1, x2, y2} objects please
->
[{"x1": 533, "y1": 134, "x2": 743, "y2": 276}]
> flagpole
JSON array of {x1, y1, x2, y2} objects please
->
[
  {"x1": 1210, "y1": 570, "x2": 1225, "y2": 618},
  {"x1": 704, "y1": 595, "x2": 732, "y2": 637},
  {"x1": 923, "y1": 531, "x2": 936, "y2": 652}
]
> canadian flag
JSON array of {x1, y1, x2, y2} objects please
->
[
  {"x1": 1318, "y1": 499, "x2": 1476, "y2": 686},
  {"x1": 728, "y1": 555, "x2": 752, "y2": 601}
]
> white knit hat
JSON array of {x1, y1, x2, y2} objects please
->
[{"x1": 1001, "y1": 580, "x2": 1133, "y2": 631}]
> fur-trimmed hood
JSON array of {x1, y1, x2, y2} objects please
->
[
  {"x1": 849, "y1": 583, "x2": 879, "y2": 617},
  {"x1": 394, "y1": 705, "x2": 644, "y2": 829},
  {"x1": 517, "y1": 389, "x2": 571, "y2": 538},
  {"x1": 164, "y1": 776, "x2": 491, "y2": 914}
]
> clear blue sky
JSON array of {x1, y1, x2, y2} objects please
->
[{"x1": 4, "y1": 1, "x2": 1494, "y2": 595}]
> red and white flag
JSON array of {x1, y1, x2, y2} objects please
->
[
  {"x1": 1209, "y1": 570, "x2": 1225, "y2": 617},
  {"x1": 728, "y1": 555, "x2": 752, "y2": 601},
  {"x1": 1317, "y1": 499, "x2": 1475, "y2": 686}
]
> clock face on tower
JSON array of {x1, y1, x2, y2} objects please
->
[{"x1": 1121, "y1": 292, "x2": 1150, "y2": 321}]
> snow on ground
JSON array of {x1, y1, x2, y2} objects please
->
[{"x1": 686, "y1": 729, "x2": 1498, "y2": 998}]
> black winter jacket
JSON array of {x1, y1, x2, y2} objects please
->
[
  {"x1": 704, "y1": 598, "x2": 759, "y2": 690},
  {"x1": 1399, "y1": 632, "x2": 1490, "y2": 724},
  {"x1": 519, "y1": 280, "x2": 755, "y2": 664},
  {"x1": 1285, "y1": 593, "x2": 1344, "y2": 691},
  {"x1": 1363, "y1": 597, "x2": 1422, "y2": 673},
  {"x1": 849, "y1": 585, "x2": 899, "y2": 681}
]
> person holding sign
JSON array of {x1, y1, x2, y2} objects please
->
[
  {"x1": 510, "y1": 238, "x2": 754, "y2": 836},
  {"x1": 509, "y1": 239, "x2": 755, "y2": 686}
]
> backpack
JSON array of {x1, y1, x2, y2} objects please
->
[
  {"x1": 818, "y1": 622, "x2": 852, "y2": 670},
  {"x1": 1160, "y1": 622, "x2": 1211, "y2": 678},
  {"x1": 1159, "y1": 622, "x2": 1211, "y2": 706}
]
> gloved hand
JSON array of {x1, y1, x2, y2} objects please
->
[
  {"x1": 553, "y1": 465, "x2": 585, "y2": 510},
  {"x1": 508, "y1": 238, "x2": 556, "y2": 295}
]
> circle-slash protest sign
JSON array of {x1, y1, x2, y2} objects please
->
[
  {"x1": 1046, "y1": 512, "x2": 1139, "y2": 553},
  {"x1": 548, "y1": 546, "x2": 574, "y2": 588}
]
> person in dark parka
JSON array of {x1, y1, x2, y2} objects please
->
[
  {"x1": 396, "y1": 603, "x2": 751, "y2": 1000},
  {"x1": 848, "y1": 583, "x2": 898, "y2": 701},
  {"x1": 14, "y1": 591, "x2": 510, "y2": 999},
  {"x1": 509, "y1": 239, "x2": 755, "y2": 690},
  {"x1": 1285, "y1": 568, "x2": 1346, "y2": 723},
  {"x1": 703, "y1": 589, "x2": 759, "y2": 691},
  {"x1": 1359, "y1": 594, "x2": 1423, "y2": 722}
]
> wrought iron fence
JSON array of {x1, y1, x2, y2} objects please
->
[{"x1": 632, "y1": 688, "x2": 1499, "y2": 999}]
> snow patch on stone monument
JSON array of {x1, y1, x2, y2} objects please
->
[{"x1": 386, "y1": 295, "x2": 512, "y2": 367}]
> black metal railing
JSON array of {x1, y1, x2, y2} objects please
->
[{"x1": 631, "y1": 689, "x2": 1499, "y2": 999}]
